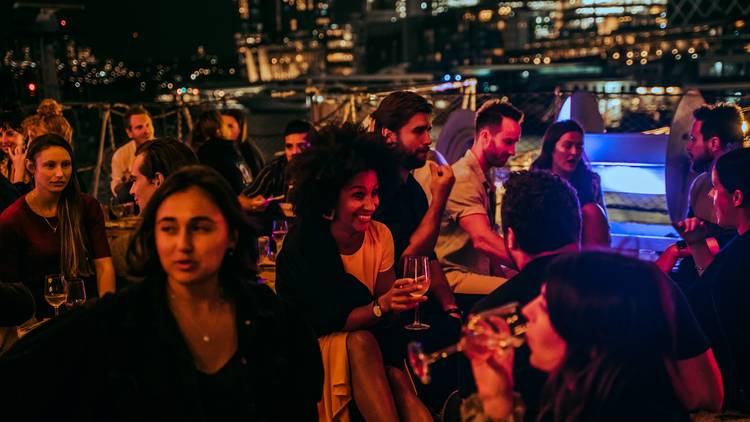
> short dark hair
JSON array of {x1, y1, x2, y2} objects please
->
[
  {"x1": 693, "y1": 103, "x2": 745, "y2": 148},
  {"x1": 134, "y1": 137, "x2": 198, "y2": 181},
  {"x1": 371, "y1": 91, "x2": 433, "y2": 134},
  {"x1": 283, "y1": 119, "x2": 318, "y2": 145},
  {"x1": 501, "y1": 170, "x2": 581, "y2": 254},
  {"x1": 127, "y1": 165, "x2": 256, "y2": 284},
  {"x1": 123, "y1": 105, "x2": 151, "y2": 129},
  {"x1": 475, "y1": 99, "x2": 524, "y2": 135},
  {"x1": 715, "y1": 147, "x2": 750, "y2": 208},
  {"x1": 288, "y1": 123, "x2": 399, "y2": 223}
]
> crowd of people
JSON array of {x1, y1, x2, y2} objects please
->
[{"x1": 0, "y1": 93, "x2": 747, "y2": 422}]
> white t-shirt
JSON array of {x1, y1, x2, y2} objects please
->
[
  {"x1": 340, "y1": 221, "x2": 395, "y2": 294},
  {"x1": 110, "y1": 140, "x2": 137, "y2": 194}
]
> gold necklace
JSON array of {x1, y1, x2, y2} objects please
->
[
  {"x1": 169, "y1": 295, "x2": 223, "y2": 343},
  {"x1": 42, "y1": 216, "x2": 58, "y2": 233}
]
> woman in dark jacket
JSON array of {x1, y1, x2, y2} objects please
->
[{"x1": 0, "y1": 165, "x2": 322, "y2": 421}]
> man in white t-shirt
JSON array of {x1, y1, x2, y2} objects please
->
[{"x1": 110, "y1": 106, "x2": 155, "y2": 197}]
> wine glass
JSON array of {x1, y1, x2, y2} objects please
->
[
  {"x1": 65, "y1": 277, "x2": 87, "y2": 308},
  {"x1": 403, "y1": 255, "x2": 431, "y2": 331},
  {"x1": 44, "y1": 274, "x2": 68, "y2": 317},
  {"x1": 408, "y1": 302, "x2": 527, "y2": 384},
  {"x1": 272, "y1": 219, "x2": 289, "y2": 253},
  {"x1": 110, "y1": 197, "x2": 125, "y2": 220}
]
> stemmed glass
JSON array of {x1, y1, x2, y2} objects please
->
[
  {"x1": 408, "y1": 302, "x2": 527, "y2": 384},
  {"x1": 272, "y1": 219, "x2": 289, "y2": 253},
  {"x1": 403, "y1": 255, "x2": 431, "y2": 331},
  {"x1": 65, "y1": 277, "x2": 87, "y2": 308},
  {"x1": 44, "y1": 274, "x2": 68, "y2": 317}
]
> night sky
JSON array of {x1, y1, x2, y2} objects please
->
[{"x1": 2, "y1": 0, "x2": 239, "y2": 63}]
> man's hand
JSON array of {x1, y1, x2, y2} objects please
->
[
  {"x1": 238, "y1": 194, "x2": 270, "y2": 213},
  {"x1": 429, "y1": 161, "x2": 455, "y2": 201}
]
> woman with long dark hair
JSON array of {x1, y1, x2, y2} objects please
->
[
  {"x1": 0, "y1": 165, "x2": 323, "y2": 420},
  {"x1": 466, "y1": 251, "x2": 689, "y2": 421},
  {"x1": 221, "y1": 109, "x2": 265, "y2": 179},
  {"x1": 277, "y1": 124, "x2": 432, "y2": 421},
  {"x1": 0, "y1": 134, "x2": 115, "y2": 317},
  {"x1": 531, "y1": 120, "x2": 610, "y2": 247}
]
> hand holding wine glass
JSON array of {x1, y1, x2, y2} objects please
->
[
  {"x1": 403, "y1": 255, "x2": 431, "y2": 330},
  {"x1": 44, "y1": 274, "x2": 68, "y2": 317}
]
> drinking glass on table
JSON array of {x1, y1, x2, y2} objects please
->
[
  {"x1": 403, "y1": 255, "x2": 431, "y2": 331},
  {"x1": 272, "y1": 219, "x2": 288, "y2": 253},
  {"x1": 65, "y1": 277, "x2": 87, "y2": 308},
  {"x1": 44, "y1": 274, "x2": 68, "y2": 317},
  {"x1": 408, "y1": 301, "x2": 527, "y2": 384}
]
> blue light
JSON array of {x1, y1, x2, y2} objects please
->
[
  {"x1": 594, "y1": 165, "x2": 665, "y2": 195},
  {"x1": 557, "y1": 96, "x2": 572, "y2": 121},
  {"x1": 454, "y1": 74, "x2": 462, "y2": 81},
  {"x1": 443, "y1": 74, "x2": 451, "y2": 81}
]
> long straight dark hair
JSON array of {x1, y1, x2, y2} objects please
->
[
  {"x1": 538, "y1": 252, "x2": 678, "y2": 421},
  {"x1": 26, "y1": 134, "x2": 92, "y2": 277},
  {"x1": 531, "y1": 120, "x2": 597, "y2": 205}
]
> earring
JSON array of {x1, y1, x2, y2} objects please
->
[{"x1": 322, "y1": 209, "x2": 335, "y2": 221}]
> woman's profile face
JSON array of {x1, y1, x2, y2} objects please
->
[
  {"x1": 551, "y1": 131, "x2": 584, "y2": 178},
  {"x1": 155, "y1": 186, "x2": 235, "y2": 287},
  {"x1": 28, "y1": 146, "x2": 72, "y2": 193},
  {"x1": 333, "y1": 170, "x2": 379, "y2": 234},
  {"x1": 522, "y1": 285, "x2": 567, "y2": 372}
]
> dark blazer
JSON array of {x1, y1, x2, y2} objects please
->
[{"x1": 0, "y1": 275, "x2": 323, "y2": 421}]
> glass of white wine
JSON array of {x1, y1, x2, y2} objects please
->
[
  {"x1": 44, "y1": 274, "x2": 68, "y2": 317},
  {"x1": 408, "y1": 302, "x2": 527, "y2": 384},
  {"x1": 403, "y1": 255, "x2": 431, "y2": 331}
]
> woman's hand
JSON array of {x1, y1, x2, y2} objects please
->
[
  {"x1": 9, "y1": 144, "x2": 27, "y2": 183},
  {"x1": 378, "y1": 278, "x2": 426, "y2": 313},
  {"x1": 675, "y1": 217, "x2": 709, "y2": 244},
  {"x1": 464, "y1": 316, "x2": 516, "y2": 420}
]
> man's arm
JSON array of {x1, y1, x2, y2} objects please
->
[
  {"x1": 110, "y1": 147, "x2": 128, "y2": 195},
  {"x1": 429, "y1": 260, "x2": 458, "y2": 313},
  {"x1": 401, "y1": 163, "x2": 454, "y2": 258},
  {"x1": 458, "y1": 213, "x2": 512, "y2": 267}
]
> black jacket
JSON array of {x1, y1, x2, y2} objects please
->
[{"x1": 0, "y1": 275, "x2": 323, "y2": 421}]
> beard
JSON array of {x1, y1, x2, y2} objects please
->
[{"x1": 690, "y1": 154, "x2": 712, "y2": 173}]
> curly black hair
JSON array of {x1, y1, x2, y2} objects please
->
[
  {"x1": 501, "y1": 170, "x2": 581, "y2": 254},
  {"x1": 287, "y1": 123, "x2": 400, "y2": 224}
]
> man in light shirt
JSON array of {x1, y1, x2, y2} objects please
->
[{"x1": 110, "y1": 105, "x2": 155, "y2": 199}]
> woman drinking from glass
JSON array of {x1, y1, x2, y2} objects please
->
[
  {"x1": 276, "y1": 124, "x2": 431, "y2": 421},
  {"x1": 464, "y1": 251, "x2": 689, "y2": 421},
  {"x1": 0, "y1": 165, "x2": 323, "y2": 420},
  {"x1": 0, "y1": 134, "x2": 115, "y2": 317}
]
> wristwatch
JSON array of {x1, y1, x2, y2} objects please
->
[{"x1": 372, "y1": 298, "x2": 383, "y2": 318}]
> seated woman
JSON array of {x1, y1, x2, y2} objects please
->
[
  {"x1": 221, "y1": 108, "x2": 265, "y2": 179},
  {"x1": 465, "y1": 251, "x2": 690, "y2": 421},
  {"x1": 531, "y1": 120, "x2": 610, "y2": 247},
  {"x1": 276, "y1": 124, "x2": 432, "y2": 421},
  {"x1": 11, "y1": 99, "x2": 75, "y2": 191},
  {"x1": 0, "y1": 165, "x2": 323, "y2": 420},
  {"x1": 0, "y1": 134, "x2": 115, "y2": 317}
]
